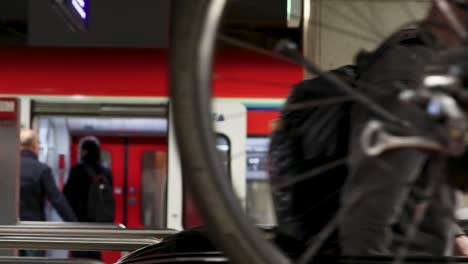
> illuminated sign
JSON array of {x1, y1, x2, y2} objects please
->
[
  {"x1": 52, "y1": 0, "x2": 89, "y2": 32},
  {"x1": 71, "y1": 0, "x2": 87, "y2": 19},
  {"x1": 0, "y1": 98, "x2": 17, "y2": 127}
]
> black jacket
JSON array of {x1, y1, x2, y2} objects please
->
[
  {"x1": 20, "y1": 150, "x2": 77, "y2": 222},
  {"x1": 64, "y1": 162, "x2": 113, "y2": 222}
]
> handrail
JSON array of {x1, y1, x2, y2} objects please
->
[
  {"x1": 0, "y1": 227, "x2": 177, "y2": 239},
  {"x1": 0, "y1": 236, "x2": 159, "y2": 251},
  {"x1": 17, "y1": 222, "x2": 126, "y2": 229},
  {"x1": 0, "y1": 257, "x2": 103, "y2": 264}
]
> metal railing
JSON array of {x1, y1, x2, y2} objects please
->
[
  {"x1": 0, "y1": 257, "x2": 103, "y2": 264},
  {"x1": 0, "y1": 226, "x2": 177, "y2": 239},
  {"x1": 18, "y1": 222, "x2": 126, "y2": 229},
  {"x1": 0, "y1": 223, "x2": 179, "y2": 252},
  {"x1": 0, "y1": 236, "x2": 159, "y2": 251}
]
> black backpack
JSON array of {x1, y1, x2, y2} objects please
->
[
  {"x1": 269, "y1": 65, "x2": 356, "y2": 257},
  {"x1": 83, "y1": 163, "x2": 115, "y2": 223},
  {"x1": 268, "y1": 28, "x2": 429, "y2": 257}
]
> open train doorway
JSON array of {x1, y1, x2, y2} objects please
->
[
  {"x1": 31, "y1": 102, "x2": 169, "y2": 228},
  {"x1": 28, "y1": 99, "x2": 247, "y2": 262},
  {"x1": 31, "y1": 101, "x2": 169, "y2": 263},
  {"x1": 29, "y1": 100, "x2": 248, "y2": 228}
]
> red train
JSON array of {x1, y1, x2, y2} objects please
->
[{"x1": 0, "y1": 45, "x2": 302, "y2": 263}]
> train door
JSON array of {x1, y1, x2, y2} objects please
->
[
  {"x1": 71, "y1": 135, "x2": 167, "y2": 264},
  {"x1": 127, "y1": 137, "x2": 168, "y2": 228},
  {"x1": 71, "y1": 136, "x2": 168, "y2": 228},
  {"x1": 30, "y1": 101, "x2": 168, "y2": 263},
  {"x1": 28, "y1": 99, "x2": 246, "y2": 260}
]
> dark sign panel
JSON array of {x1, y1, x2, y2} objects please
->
[
  {"x1": 29, "y1": 0, "x2": 169, "y2": 48},
  {"x1": 52, "y1": 0, "x2": 89, "y2": 32}
]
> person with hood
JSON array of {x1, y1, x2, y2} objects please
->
[{"x1": 64, "y1": 136, "x2": 115, "y2": 260}]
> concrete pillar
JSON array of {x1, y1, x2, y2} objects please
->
[
  {"x1": 303, "y1": 0, "x2": 430, "y2": 72},
  {"x1": 0, "y1": 98, "x2": 20, "y2": 256}
]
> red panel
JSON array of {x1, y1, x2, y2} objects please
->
[
  {"x1": 0, "y1": 47, "x2": 301, "y2": 98},
  {"x1": 58, "y1": 154, "x2": 66, "y2": 169},
  {"x1": 0, "y1": 48, "x2": 169, "y2": 97},
  {"x1": 70, "y1": 139, "x2": 78, "y2": 167},
  {"x1": 247, "y1": 110, "x2": 280, "y2": 135},
  {"x1": 126, "y1": 137, "x2": 168, "y2": 228},
  {"x1": 213, "y1": 50, "x2": 302, "y2": 98},
  {"x1": 58, "y1": 154, "x2": 66, "y2": 189}
]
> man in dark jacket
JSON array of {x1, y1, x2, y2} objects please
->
[
  {"x1": 340, "y1": 0, "x2": 468, "y2": 256},
  {"x1": 19, "y1": 129, "x2": 77, "y2": 256}
]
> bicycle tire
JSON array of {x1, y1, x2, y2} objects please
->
[{"x1": 169, "y1": 0, "x2": 290, "y2": 264}]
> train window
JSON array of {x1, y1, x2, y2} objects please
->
[
  {"x1": 141, "y1": 151, "x2": 167, "y2": 228},
  {"x1": 246, "y1": 180, "x2": 276, "y2": 226},
  {"x1": 246, "y1": 138, "x2": 269, "y2": 180},
  {"x1": 101, "y1": 150, "x2": 111, "y2": 168},
  {"x1": 245, "y1": 137, "x2": 276, "y2": 226},
  {"x1": 183, "y1": 134, "x2": 231, "y2": 228}
]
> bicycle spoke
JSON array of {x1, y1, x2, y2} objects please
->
[
  {"x1": 272, "y1": 158, "x2": 348, "y2": 190},
  {"x1": 218, "y1": 34, "x2": 301, "y2": 64},
  {"x1": 298, "y1": 208, "x2": 342, "y2": 264},
  {"x1": 276, "y1": 40, "x2": 415, "y2": 130},
  {"x1": 297, "y1": 185, "x2": 381, "y2": 264},
  {"x1": 282, "y1": 96, "x2": 353, "y2": 111},
  {"x1": 214, "y1": 76, "x2": 298, "y2": 88},
  {"x1": 219, "y1": 34, "x2": 414, "y2": 130},
  {"x1": 295, "y1": 189, "x2": 341, "y2": 221},
  {"x1": 325, "y1": 2, "x2": 385, "y2": 40},
  {"x1": 392, "y1": 172, "x2": 445, "y2": 264},
  {"x1": 309, "y1": 20, "x2": 380, "y2": 43},
  {"x1": 297, "y1": 179, "x2": 423, "y2": 264},
  {"x1": 434, "y1": 0, "x2": 468, "y2": 42}
]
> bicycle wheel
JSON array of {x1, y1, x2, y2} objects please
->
[
  {"x1": 170, "y1": 1, "x2": 289, "y2": 263},
  {"x1": 169, "y1": 1, "x2": 455, "y2": 264}
]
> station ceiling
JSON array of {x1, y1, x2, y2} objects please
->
[{"x1": 0, "y1": 0, "x2": 301, "y2": 49}]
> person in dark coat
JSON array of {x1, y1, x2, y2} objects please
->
[
  {"x1": 340, "y1": 0, "x2": 468, "y2": 256},
  {"x1": 64, "y1": 136, "x2": 114, "y2": 260},
  {"x1": 19, "y1": 129, "x2": 77, "y2": 256}
]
